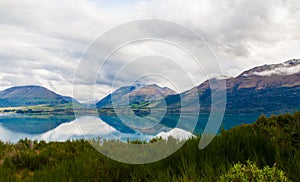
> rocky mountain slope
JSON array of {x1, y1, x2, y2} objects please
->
[
  {"x1": 130, "y1": 59, "x2": 300, "y2": 114},
  {"x1": 96, "y1": 84, "x2": 176, "y2": 109}
]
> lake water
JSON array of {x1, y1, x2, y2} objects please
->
[{"x1": 0, "y1": 113, "x2": 261, "y2": 143}]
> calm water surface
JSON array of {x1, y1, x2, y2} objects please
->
[{"x1": 0, "y1": 113, "x2": 261, "y2": 143}]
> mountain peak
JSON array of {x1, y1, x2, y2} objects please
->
[
  {"x1": 240, "y1": 59, "x2": 300, "y2": 77},
  {"x1": 4, "y1": 85, "x2": 45, "y2": 91},
  {"x1": 129, "y1": 84, "x2": 176, "y2": 99},
  {"x1": 0, "y1": 85, "x2": 74, "y2": 107},
  {"x1": 2, "y1": 85, "x2": 56, "y2": 96},
  {"x1": 96, "y1": 84, "x2": 176, "y2": 108},
  {"x1": 284, "y1": 59, "x2": 300, "y2": 66}
]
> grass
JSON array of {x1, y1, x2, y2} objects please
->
[{"x1": 0, "y1": 111, "x2": 299, "y2": 181}]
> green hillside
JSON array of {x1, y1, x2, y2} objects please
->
[{"x1": 0, "y1": 86, "x2": 76, "y2": 107}]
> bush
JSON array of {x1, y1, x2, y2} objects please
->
[{"x1": 219, "y1": 161, "x2": 290, "y2": 182}]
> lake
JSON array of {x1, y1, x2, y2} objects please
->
[{"x1": 0, "y1": 113, "x2": 262, "y2": 143}]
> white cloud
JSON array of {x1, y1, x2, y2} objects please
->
[
  {"x1": 252, "y1": 64, "x2": 300, "y2": 76},
  {"x1": 156, "y1": 128, "x2": 194, "y2": 140},
  {"x1": 40, "y1": 116, "x2": 119, "y2": 141},
  {"x1": 0, "y1": 0, "x2": 300, "y2": 101}
]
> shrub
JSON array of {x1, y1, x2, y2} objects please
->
[{"x1": 219, "y1": 161, "x2": 290, "y2": 182}]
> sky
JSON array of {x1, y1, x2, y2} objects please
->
[{"x1": 0, "y1": 0, "x2": 300, "y2": 102}]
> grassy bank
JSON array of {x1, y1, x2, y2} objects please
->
[{"x1": 0, "y1": 112, "x2": 299, "y2": 181}]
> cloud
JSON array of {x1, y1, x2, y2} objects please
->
[
  {"x1": 133, "y1": 0, "x2": 300, "y2": 68},
  {"x1": 156, "y1": 128, "x2": 194, "y2": 140},
  {"x1": 0, "y1": 0, "x2": 130, "y2": 100},
  {"x1": 0, "y1": 120, "x2": 37, "y2": 143},
  {"x1": 252, "y1": 64, "x2": 300, "y2": 76},
  {"x1": 40, "y1": 116, "x2": 119, "y2": 141},
  {"x1": 0, "y1": 0, "x2": 300, "y2": 101}
]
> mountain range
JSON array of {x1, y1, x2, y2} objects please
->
[
  {"x1": 97, "y1": 59, "x2": 300, "y2": 114},
  {"x1": 0, "y1": 59, "x2": 299, "y2": 115}
]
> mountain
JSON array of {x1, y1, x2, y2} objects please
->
[
  {"x1": 0, "y1": 85, "x2": 75, "y2": 107},
  {"x1": 223, "y1": 59, "x2": 300, "y2": 113},
  {"x1": 96, "y1": 84, "x2": 176, "y2": 109},
  {"x1": 138, "y1": 59, "x2": 300, "y2": 114}
]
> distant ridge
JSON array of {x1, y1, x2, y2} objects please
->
[
  {"x1": 0, "y1": 85, "x2": 76, "y2": 107},
  {"x1": 166, "y1": 59, "x2": 300, "y2": 114},
  {"x1": 96, "y1": 84, "x2": 176, "y2": 109},
  {"x1": 1, "y1": 59, "x2": 299, "y2": 114},
  {"x1": 97, "y1": 59, "x2": 300, "y2": 114}
]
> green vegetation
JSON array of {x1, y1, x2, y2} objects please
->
[
  {"x1": 0, "y1": 102, "x2": 91, "y2": 115},
  {"x1": 0, "y1": 111, "x2": 299, "y2": 181},
  {"x1": 219, "y1": 161, "x2": 290, "y2": 182}
]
